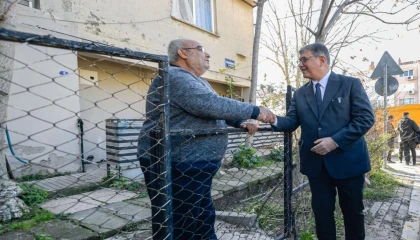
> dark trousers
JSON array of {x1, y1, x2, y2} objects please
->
[
  {"x1": 140, "y1": 159, "x2": 220, "y2": 240},
  {"x1": 387, "y1": 138, "x2": 394, "y2": 161},
  {"x1": 399, "y1": 142, "x2": 404, "y2": 162},
  {"x1": 402, "y1": 140, "x2": 416, "y2": 164},
  {"x1": 308, "y1": 163, "x2": 365, "y2": 240}
]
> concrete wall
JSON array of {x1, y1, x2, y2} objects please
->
[{"x1": 4, "y1": 5, "x2": 81, "y2": 176}]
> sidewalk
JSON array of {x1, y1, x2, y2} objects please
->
[{"x1": 362, "y1": 156, "x2": 420, "y2": 240}]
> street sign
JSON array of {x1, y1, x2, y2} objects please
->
[
  {"x1": 375, "y1": 76, "x2": 399, "y2": 96},
  {"x1": 370, "y1": 51, "x2": 403, "y2": 79}
]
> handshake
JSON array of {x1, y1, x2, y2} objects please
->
[
  {"x1": 257, "y1": 106, "x2": 276, "y2": 124},
  {"x1": 239, "y1": 106, "x2": 276, "y2": 135}
]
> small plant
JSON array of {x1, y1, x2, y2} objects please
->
[
  {"x1": 19, "y1": 184, "x2": 49, "y2": 207},
  {"x1": 0, "y1": 208, "x2": 55, "y2": 234},
  {"x1": 126, "y1": 182, "x2": 141, "y2": 192},
  {"x1": 364, "y1": 170, "x2": 400, "y2": 200},
  {"x1": 268, "y1": 147, "x2": 285, "y2": 162},
  {"x1": 232, "y1": 145, "x2": 264, "y2": 168},
  {"x1": 137, "y1": 191, "x2": 148, "y2": 198},
  {"x1": 35, "y1": 233, "x2": 54, "y2": 240},
  {"x1": 109, "y1": 177, "x2": 128, "y2": 189}
]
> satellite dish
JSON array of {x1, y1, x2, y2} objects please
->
[{"x1": 375, "y1": 76, "x2": 399, "y2": 96}]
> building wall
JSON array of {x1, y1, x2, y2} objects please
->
[
  {"x1": 394, "y1": 61, "x2": 420, "y2": 105},
  {"x1": 38, "y1": 0, "x2": 254, "y2": 90},
  {"x1": 8, "y1": 1, "x2": 255, "y2": 176}
]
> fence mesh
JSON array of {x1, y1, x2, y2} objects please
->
[
  {"x1": 0, "y1": 26, "x2": 311, "y2": 240},
  {"x1": 7, "y1": 23, "x2": 417, "y2": 240}
]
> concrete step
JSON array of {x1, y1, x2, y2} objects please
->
[{"x1": 40, "y1": 188, "x2": 143, "y2": 214}]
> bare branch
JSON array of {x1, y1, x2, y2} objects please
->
[{"x1": 342, "y1": 11, "x2": 420, "y2": 25}]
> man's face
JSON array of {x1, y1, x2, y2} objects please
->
[
  {"x1": 298, "y1": 50, "x2": 323, "y2": 80},
  {"x1": 182, "y1": 40, "x2": 210, "y2": 76}
]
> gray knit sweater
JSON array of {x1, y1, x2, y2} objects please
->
[{"x1": 137, "y1": 66, "x2": 259, "y2": 163}]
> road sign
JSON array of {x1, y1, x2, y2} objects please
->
[
  {"x1": 375, "y1": 76, "x2": 399, "y2": 96},
  {"x1": 370, "y1": 51, "x2": 403, "y2": 79}
]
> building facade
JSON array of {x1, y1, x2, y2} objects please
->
[
  {"x1": 5, "y1": 0, "x2": 256, "y2": 176},
  {"x1": 394, "y1": 60, "x2": 420, "y2": 106}
]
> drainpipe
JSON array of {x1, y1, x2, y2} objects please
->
[{"x1": 77, "y1": 118, "x2": 85, "y2": 172}]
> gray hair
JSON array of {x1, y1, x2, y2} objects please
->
[
  {"x1": 299, "y1": 43, "x2": 330, "y2": 65},
  {"x1": 168, "y1": 39, "x2": 185, "y2": 64}
]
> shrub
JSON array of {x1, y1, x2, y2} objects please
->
[{"x1": 232, "y1": 145, "x2": 264, "y2": 168}]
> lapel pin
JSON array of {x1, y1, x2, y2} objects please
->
[{"x1": 337, "y1": 97, "x2": 342, "y2": 103}]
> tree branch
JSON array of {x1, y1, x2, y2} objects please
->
[{"x1": 342, "y1": 11, "x2": 420, "y2": 25}]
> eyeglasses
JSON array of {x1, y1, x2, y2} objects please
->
[
  {"x1": 297, "y1": 55, "x2": 314, "y2": 64},
  {"x1": 182, "y1": 45, "x2": 205, "y2": 53}
]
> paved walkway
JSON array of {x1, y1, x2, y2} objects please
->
[{"x1": 362, "y1": 156, "x2": 420, "y2": 240}]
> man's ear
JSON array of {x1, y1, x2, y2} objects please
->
[
  {"x1": 319, "y1": 55, "x2": 327, "y2": 66},
  {"x1": 178, "y1": 49, "x2": 188, "y2": 60}
]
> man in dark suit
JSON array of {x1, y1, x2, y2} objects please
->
[
  {"x1": 271, "y1": 43, "x2": 375, "y2": 240},
  {"x1": 397, "y1": 112, "x2": 419, "y2": 165}
]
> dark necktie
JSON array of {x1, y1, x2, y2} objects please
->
[{"x1": 315, "y1": 83, "x2": 322, "y2": 114}]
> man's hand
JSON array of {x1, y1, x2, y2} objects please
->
[
  {"x1": 311, "y1": 137, "x2": 337, "y2": 155},
  {"x1": 257, "y1": 106, "x2": 276, "y2": 124},
  {"x1": 240, "y1": 121, "x2": 259, "y2": 135}
]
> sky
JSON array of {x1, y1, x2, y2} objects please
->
[{"x1": 257, "y1": 1, "x2": 420, "y2": 87}]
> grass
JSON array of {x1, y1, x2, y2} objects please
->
[
  {"x1": 16, "y1": 172, "x2": 70, "y2": 183},
  {"x1": 0, "y1": 208, "x2": 56, "y2": 234},
  {"x1": 364, "y1": 170, "x2": 400, "y2": 200}
]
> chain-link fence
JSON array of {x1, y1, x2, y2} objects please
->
[{"x1": 0, "y1": 26, "x2": 317, "y2": 240}]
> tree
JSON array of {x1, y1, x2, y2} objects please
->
[
  {"x1": 0, "y1": 0, "x2": 18, "y2": 180},
  {"x1": 261, "y1": 0, "x2": 419, "y2": 87},
  {"x1": 250, "y1": 0, "x2": 268, "y2": 105}
]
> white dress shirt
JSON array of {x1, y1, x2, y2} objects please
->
[
  {"x1": 312, "y1": 70, "x2": 331, "y2": 100},
  {"x1": 271, "y1": 70, "x2": 332, "y2": 126}
]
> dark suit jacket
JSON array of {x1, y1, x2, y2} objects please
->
[
  {"x1": 272, "y1": 72, "x2": 375, "y2": 179},
  {"x1": 397, "y1": 117, "x2": 420, "y2": 142}
]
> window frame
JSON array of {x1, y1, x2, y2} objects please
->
[{"x1": 172, "y1": 0, "x2": 217, "y2": 34}]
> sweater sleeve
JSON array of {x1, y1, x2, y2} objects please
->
[{"x1": 170, "y1": 69, "x2": 258, "y2": 120}]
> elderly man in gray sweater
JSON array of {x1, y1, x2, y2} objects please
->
[{"x1": 138, "y1": 38, "x2": 274, "y2": 239}]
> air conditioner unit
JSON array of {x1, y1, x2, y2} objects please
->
[
  {"x1": 407, "y1": 76, "x2": 413, "y2": 80},
  {"x1": 409, "y1": 89, "x2": 416, "y2": 94}
]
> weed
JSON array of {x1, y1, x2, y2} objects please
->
[
  {"x1": 110, "y1": 177, "x2": 128, "y2": 189},
  {"x1": 0, "y1": 208, "x2": 55, "y2": 234},
  {"x1": 35, "y1": 233, "x2": 54, "y2": 240},
  {"x1": 267, "y1": 147, "x2": 285, "y2": 162},
  {"x1": 16, "y1": 172, "x2": 70, "y2": 183},
  {"x1": 232, "y1": 145, "x2": 272, "y2": 168},
  {"x1": 19, "y1": 184, "x2": 49, "y2": 207},
  {"x1": 364, "y1": 170, "x2": 400, "y2": 200}
]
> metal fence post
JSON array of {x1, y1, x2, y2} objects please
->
[
  {"x1": 159, "y1": 59, "x2": 172, "y2": 240},
  {"x1": 283, "y1": 85, "x2": 293, "y2": 237}
]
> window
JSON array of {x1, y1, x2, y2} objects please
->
[
  {"x1": 18, "y1": 0, "x2": 40, "y2": 9},
  {"x1": 172, "y1": 0, "x2": 215, "y2": 33},
  {"x1": 399, "y1": 98, "x2": 414, "y2": 105},
  {"x1": 399, "y1": 70, "x2": 414, "y2": 77}
]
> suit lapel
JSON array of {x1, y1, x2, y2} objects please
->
[
  {"x1": 304, "y1": 81, "x2": 319, "y2": 119},
  {"x1": 319, "y1": 72, "x2": 342, "y2": 119}
]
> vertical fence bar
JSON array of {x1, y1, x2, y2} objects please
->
[
  {"x1": 159, "y1": 59, "x2": 172, "y2": 239},
  {"x1": 283, "y1": 85, "x2": 293, "y2": 237},
  {"x1": 383, "y1": 64, "x2": 388, "y2": 169}
]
